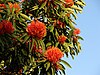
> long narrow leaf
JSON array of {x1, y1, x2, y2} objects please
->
[{"x1": 60, "y1": 60, "x2": 72, "y2": 68}]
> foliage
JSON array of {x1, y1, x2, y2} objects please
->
[{"x1": 0, "y1": 0, "x2": 85, "y2": 74}]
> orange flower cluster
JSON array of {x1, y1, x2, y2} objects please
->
[
  {"x1": 58, "y1": 35, "x2": 67, "y2": 44},
  {"x1": 44, "y1": 47, "x2": 63, "y2": 63},
  {"x1": 26, "y1": 20, "x2": 46, "y2": 39},
  {"x1": 0, "y1": 20, "x2": 14, "y2": 35},
  {"x1": 65, "y1": 0, "x2": 74, "y2": 7},
  {"x1": 73, "y1": 28, "x2": 80, "y2": 35},
  {"x1": 8, "y1": 2, "x2": 21, "y2": 13}
]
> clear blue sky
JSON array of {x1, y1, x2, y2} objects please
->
[{"x1": 65, "y1": 0, "x2": 100, "y2": 75}]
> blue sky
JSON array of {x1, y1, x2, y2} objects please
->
[{"x1": 65, "y1": 0, "x2": 100, "y2": 75}]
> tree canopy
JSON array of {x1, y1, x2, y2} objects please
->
[{"x1": 0, "y1": 0, "x2": 85, "y2": 74}]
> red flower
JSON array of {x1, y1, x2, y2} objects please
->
[
  {"x1": 0, "y1": 4, "x2": 6, "y2": 12},
  {"x1": 26, "y1": 20, "x2": 46, "y2": 39},
  {"x1": 0, "y1": 20, "x2": 14, "y2": 35},
  {"x1": 44, "y1": 47, "x2": 63, "y2": 63},
  {"x1": 32, "y1": 42, "x2": 37, "y2": 52},
  {"x1": 58, "y1": 35, "x2": 67, "y2": 44},
  {"x1": 38, "y1": 0, "x2": 55, "y2": 7},
  {"x1": 18, "y1": 69, "x2": 23, "y2": 74},
  {"x1": 65, "y1": 0, "x2": 74, "y2": 7},
  {"x1": 32, "y1": 42, "x2": 43, "y2": 54},
  {"x1": 35, "y1": 48, "x2": 42, "y2": 54},
  {"x1": 73, "y1": 36, "x2": 78, "y2": 43},
  {"x1": 0, "y1": 23, "x2": 4, "y2": 35},
  {"x1": 8, "y1": 2, "x2": 21, "y2": 13},
  {"x1": 66, "y1": 13, "x2": 70, "y2": 17},
  {"x1": 57, "y1": 20, "x2": 65, "y2": 28},
  {"x1": 54, "y1": 20, "x2": 65, "y2": 28},
  {"x1": 73, "y1": 28, "x2": 80, "y2": 35},
  {"x1": 3, "y1": 20, "x2": 14, "y2": 34},
  {"x1": 53, "y1": 63, "x2": 60, "y2": 70},
  {"x1": 0, "y1": 4, "x2": 6, "y2": 8}
]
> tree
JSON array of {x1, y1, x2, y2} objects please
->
[{"x1": 0, "y1": 0, "x2": 85, "y2": 74}]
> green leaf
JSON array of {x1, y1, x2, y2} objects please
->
[
  {"x1": 77, "y1": 42, "x2": 81, "y2": 53},
  {"x1": 68, "y1": 20, "x2": 75, "y2": 29},
  {"x1": 29, "y1": 38, "x2": 35, "y2": 53},
  {"x1": 39, "y1": 40, "x2": 45, "y2": 53},
  {"x1": 55, "y1": 8, "x2": 61, "y2": 17},
  {"x1": 30, "y1": 38, "x2": 35, "y2": 52},
  {"x1": 0, "y1": 60, "x2": 4, "y2": 68},
  {"x1": 71, "y1": 55, "x2": 74, "y2": 59},
  {"x1": 46, "y1": 62, "x2": 50, "y2": 71},
  {"x1": 75, "y1": 1, "x2": 86, "y2": 6},
  {"x1": 72, "y1": 12, "x2": 77, "y2": 20},
  {"x1": 32, "y1": 5, "x2": 38, "y2": 10},
  {"x1": 18, "y1": 56, "x2": 23, "y2": 64},
  {"x1": 70, "y1": 50, "x2": 75, "y2": 55},
  {"x1": 13, "y1": 19, "x2": 16, "y2": 28},
  {"x1": 12, "y1": 34, "x2": 22, "y2": 43},
  {"x1": 71, "y1": 5, "x2": 82, "y2": 11},
  {"x1": 55, "y1": 29, "x2": 59, "y2": 37},
  {"x1": 62, "y1": 7, "x2": 74, "y2": 13},
  {"x1": 23, "y1": 66, "x2": 28, "y2": 73},
  {"x1": 51, "y1": 67, "x2": 55, "y2": 75},
  {"x1": 63, "y1": 43, "x2": 70, "y2": 52},
  {"x1": 19, "y1": 33, "x2": 27, "y2": 40},
  {"x1": 46, "y1": 42, "x2": 52, "y2": 47},
  {"x1": 47, "y1": 72, "x2": 51, "y2": 75},
  {"x1": 23, "y1": 35, "x2": 30, "y2": 44},
  {"x1": 21, "y1": 49, "x2": 27, "y2": 56},
  {"x1": 78, "y1": 36, "x2": 84, "y2": 40},
  {"x1": 19, "y1": 13, "x2": 31, "y2": 21},
  {"x1": 65, "y1": 16, "x2": 69, "y2": 24},
  {"x1": 59, "y1": 69, "x2": 66, "y2": 75},
  {"x1": 59, "y1": 63, "x2": 65, "y2": 70},
  {"x1": 80, "y1": 0, "x2": 86, "y2": 5},
  {"x1": 39, "y1": 2, "x2": 47, "y2": 9},
  {"x1": 29, "y1": 40, "x2": 31, "y2": 53},
  {"x1": 55, "y1": 42, "x2": 59, "y2": 47},
  {"x1": 31, "y1": 56, "x2": 35, "y2": 63},
  {"x1": 49, "y1": 25, "x2": 54, "y2": 32},
  {"x1": 60, "y1": 60, "x2": 72, "y2": 68}
]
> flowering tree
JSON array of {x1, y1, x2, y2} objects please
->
[{"x1": 0, "y1": 0, "x2": 85, "y2": 74}]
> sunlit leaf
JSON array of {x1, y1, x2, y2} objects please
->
[
  {"x1": 46, "y1": 62, "x2": 50, "y2": 71},
  {"x1": 19, "y1": 13, "x2": 31, "y2": 21},
  {"x1": 60, "y1": 60, "x2": 72, "y2": 68},
  {"x1": 75, "y1": 1, "x2": 86, "y2": 6},
  {"x1": 32, "y1": 5, "x2": 38, "y2": 10},
  {"x1": 39, "y1": 2, "x2": 47, "y2": 9},
  {"x1": 71, "y1": 5, "x2": 82, "y2": 11},
  {"x1": 23, "y1": 35, "x2": 30, "y2": 44}
]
